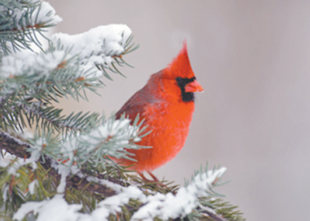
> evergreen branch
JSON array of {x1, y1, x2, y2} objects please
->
[
  {"x1": 51, "y1": 24, "x2": 137, "y2": 81},
  {"x1": 0, "y1": 48, "x2": 102, "y2": 133},
  {"x1": 21, "y1": 103, "x2": 100, "y2": 134},
  {"x1": 0, "y1": 131, "x2": 140, "y2": 218},
  {"x1": 0, "y1": 131, "x2": 244, "y2": 221},
  {"x1": 73, "y1": 115, "x2": 150, "y2": 166},
  {"x1": 0, "y1": 0, "x2": 62, "y2": 55},
  {"x1": 0, "y1": 24, "x2": 137, "y2": 134},
  {"x1": 0, "y1": 131, "x2": 31, "y2": 158},
  {"x1": 131, "y1": 167, "x2": 227, "y2": 220},
  {"x1": 0, "y1": 114, "x2": 150, "y2": 171},
  {"x1": 197, "y1": 197, "x2": 246, "y2": 221},
  {"x1": 0, "y1": 132, "x2": 118, "y2": 202},
  {"x1": 0, "y1": 88, "x2": 101, "y2": 133},
  {"x1": 29, "y1": 115, "x2": 150, "y2": 170},
  {"x1": 185, "y1": 166, "x2": 245, "y2": 221}
]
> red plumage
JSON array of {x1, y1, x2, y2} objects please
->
[{"x1": 116, "y1": 43, "x2": 203, "y2": 173}]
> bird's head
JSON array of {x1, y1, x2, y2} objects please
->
[{"x1": 159, "y1": 42, "x2": 204, "y2": 102}]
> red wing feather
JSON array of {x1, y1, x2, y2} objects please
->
[{"x1": 116, "y1": 87, "x2": 159, "y2": 121}]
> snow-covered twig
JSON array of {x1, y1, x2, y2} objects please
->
[
  {"x1": 13, "y1": 194, "x2": 82, "y2": 221},
  {"x1": 0, "y1": 49, "x2": 67, "y2": 78},
  {"x1": 0, "y1": 0, "x2": 62, "y2": 54},
  {"x1": 71, "y1": 116, "x2": 148, "y2": 165},
  {"x1": 33, "y1": 1, "x2": 62, "y2": 26},
  {"x1": 52, "y1": 24, "x2": 133, "y2": 79},
  {"x1": 131, "y1": 167, "x2": 227, "y2": 220},
  {"x1": 2, "y1": 1, "x2": 62, "y2": 29}
]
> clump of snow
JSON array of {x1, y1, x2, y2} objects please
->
[
  {"x1": 0, "y1": 50, "x2": 66, "y2": 79},
  {"x1": 83, "y1": 118, "x2": 133, "y2": 145},
  {"x1": 56, "y1": 117, "x2": 144, "y2": 166},
  {"x1": 2, "y1": 185, "x2": 9, "y2": 202},
  {"x1": 56, "y1": 165, "x2": 70, "y2": 193},
  {"x1": 86, "y1": 175, "x2": 124, "y2": 193},
  {"x1": 80, "y1": 117, "x2": 143, "y2": 157},
  {"x1": 13, "y1": 195, "x2": 82, "y2": 221},
  {"x1": 7, "y1": 156, "x2": 37, "y2": 175},
  {"x1": 3, "y1": 0, "x2": 62, "y2": 30},
  {"x1": 28, "y1": 180, "x2": 38, "y2": 195},
  {"x1": 53, "y1": 24, "x2": 130, "y2": 58},
  {"x1": 0, "y1": 151, "x2": 16, "y2": 168},
  {"x1": 88, "y1": 186, "x2": 144, "y2": 221},
  {"x1": 6, "y1": 135, "x2": 45, "y2": 174},
  {"x1": 33, "y1": 1, "x2": 62, "y2": 26},
  {"x1": 131, "y1": 167, "x2": 227, "y2": 220},
  {"x1": 52, "y1": 24, "x2": 132, "y2": 78}
]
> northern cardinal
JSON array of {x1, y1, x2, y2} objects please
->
[{"x1": 116, "y1": 43, "x2": 203, "y2": 180}]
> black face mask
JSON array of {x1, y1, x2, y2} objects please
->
[{"x1": 176, "y1": 77, "x2": 196, "y2": 102}]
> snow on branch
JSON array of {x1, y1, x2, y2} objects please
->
[
  {"x1": 85, "y1": 186, "x2": 144, "y2": 221},
  {"x1": 1, "y1": 130, "x2": 231, "y2": 220},
  {"x1": 0, "y1": 115, "x2": 148, "y2": 173},
  {"x1": 0, "y1": 49, "x2": 67, "y2": 78},
  {"x1": 53, "y1": 24, "x2": 131, "y2": 60},
  {"x1": 13, "y1": 167, "x2": 227, "y2": 221},
  {"x1": 0, "y1": 24, "x2": 136, "y2": 133},
  {"x1": 13, "y1": 194, "x2": 82, "y2": 221},
  {"x1": 132, "y1": 167, "x2": 227, "y2": 220},
  {"x1": 33, "y1": 1, "x2": 62, "y2": 26},
  {"x1": 40, "y1": 115, "x2": 149, "y2": 168},
  {"x1": 0, "y1": 24, "x2": 133, "y2": 80},
  {"x1": 0, "y1": 0, "x2": 62, "y2": 54},
  {"x1": 52, "y1": 24, "x2": 134, "y2": 78},
  {"x1": 0, "y1": 1, "x2": 62, "y2": 29}
]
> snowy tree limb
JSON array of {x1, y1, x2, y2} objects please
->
[
  {"x1": 11, "y1": 165, "x2": 229, "y2": 221},
  {"x1": 0, "y1": 0, "x2": 62, "y2": 54},
  {"x1": 0, "y1": 24, "x2": 137, "y2": 134},
  {"x1": 0, "y1": 130, "x2": 244, "y2": 221},
  {"x1": 0, "y1": 131, "x2": 118, "y2": 198},
  {"x1": 0, "y1": 131, "x2": 31, "y2": 158}
]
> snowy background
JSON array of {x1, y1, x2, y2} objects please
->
[{"x1": 47, "y1": 1, "x2": 310, "y2": 221}]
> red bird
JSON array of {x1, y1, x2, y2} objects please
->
[{"x1": 116, "y1": 43, "x2": 203, "y2": 180}]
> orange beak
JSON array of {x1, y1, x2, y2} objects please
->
[{"x1": 185, "y1": 80, "x2": 204, "y2": 93}]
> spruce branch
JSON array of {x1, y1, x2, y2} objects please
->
[
  {"x1": 0, "y1": 48, "x2": 101, "y2": 132},
  {"x1": 0, "y1": 113, "x2": 149, "y2": 171},
  {"x1": 0, "y1": 130, "x2": 245, "y2": 220},
  {"x1": 21, "y1": 103, "x2": 100, "y2": 135},
  {"x1": 0, "y1": 0, "x2": 62, "y2": 55},
  {"x1": 0, "y1": 128, "x2": 139, "y2": 218},
  {"x1": 51, "y1": 24, "x2": 137, "y2": 80},
  {"x1": 195, "y1": 197, "x2": 246, "y2": 221},
  {"x1": 0, "y1": 131, "x2": 121, "y2": 210},
  {"x1": 0, "y1": 24, "x2": 137, "y2": 134}
]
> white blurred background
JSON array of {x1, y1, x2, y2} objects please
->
[{"x1": 48, "y1": 1, "x2": 310, "y2": 220}]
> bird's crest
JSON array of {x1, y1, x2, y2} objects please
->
[{"x1": 165, "y1": 42, "x2": 195, "y2": 79}]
